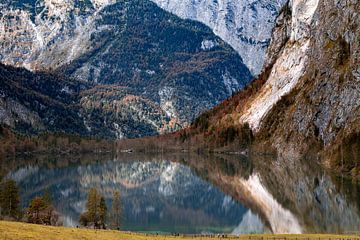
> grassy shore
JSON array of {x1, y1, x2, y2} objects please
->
[{"x1": 0, "y1": 221, "x2": 359, "y2": 240}]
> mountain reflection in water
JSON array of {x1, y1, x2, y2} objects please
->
[{"x1": 4, "y1": 153, "x2": 360, "y2": 234}]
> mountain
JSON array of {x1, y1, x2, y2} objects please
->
[
  {"x1": 0, "y1": 0, "x2": 252, "y2": 138},
  {"x1": 242, "y1": 0, "x2": 359, "y2": 175},
  {"x1": 119, "y1": 0, "x2": 360, "y2": 179},
  {"x1": 151, "y1": 0, "x2": 286, "y2": 75},
  {"x1": 0, "y1": 64, "x2": 89, "y2": 135}
]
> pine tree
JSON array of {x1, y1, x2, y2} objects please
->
[
  {"x1": 99, "y1": 196, "x2": 107, "y2": 229},
  {"x1": 111, "y1": 190, "x2": 122, "y2": 230},
  {"x1": 0, "y1": 179, "x2": 20, "y2": 219},
  {"x1": 80, "y1": 188, "x2": 107, "y2": 229},
  {"x1": 88, "y1": 188, "x2": 99, "y2": 226}
]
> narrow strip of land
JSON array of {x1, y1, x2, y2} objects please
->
[{"x1": 0, "y1": 221, "x2": 359, "y2": 240}]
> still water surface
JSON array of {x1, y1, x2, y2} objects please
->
[{"x1": 5, "y1": 153, "x2": 360, "y2": 234}]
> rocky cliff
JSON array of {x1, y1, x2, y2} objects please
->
[
  {"x1": 151, "y1": 0, "x2": 286, "y2": 75},
  {"x1": 255, "y1": 0, "x2": 360, "y2": 175},
  {"x1": 141, "y1": 0, "x2": 359, "y2": 178}
]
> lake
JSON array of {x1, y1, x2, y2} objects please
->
[{"x1": 3, "y1": 152, "x2": 360, "y2": 234}]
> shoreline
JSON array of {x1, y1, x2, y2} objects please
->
[{"x1": 0, "y1": 221, "x2": 359, "y2": 240}]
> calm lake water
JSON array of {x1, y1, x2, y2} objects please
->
[{"x1": 3, "y1": 153, "x2": 360, "y2": 234}]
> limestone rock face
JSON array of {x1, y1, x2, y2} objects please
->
[
  {"x1": 0, "y1": 0, "x2": 115, "y2": 70},
  {"x1": 179, "y1": 0, "x2": 359, "y2": 177},
  {"x1": 235, "y1": 0, "x2": 359, "y2": 147},
  {"x1": 242, "y1": 0, "x2": 359, "y2": 173},
  {"x1": 240, "y1": 0, "x2": 320, "y2": 131},
  {"x1": 151, "y1": 0, "x2": 287, "y2": 75}
]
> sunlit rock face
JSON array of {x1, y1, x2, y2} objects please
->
[
  {"x1": 151, "y1": 0, "x2": 287, "y2": 75},
  {"x1": 239, "y1": 0, "x2": 360, "y2": 155},
  {"x1": 240, "y1": 0, "x2": 320, "y2": 131}
]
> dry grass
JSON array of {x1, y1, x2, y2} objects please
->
[{"x1": 0, "y1": 221, "x2": 359, "y2": 240}]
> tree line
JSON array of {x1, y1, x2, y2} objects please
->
[
  {"x1": 0, "y1": 179, "x2": 123, "y2": 230},
  {"x1": 0, "y1": 179, "x2": 60, "y2": 225}
]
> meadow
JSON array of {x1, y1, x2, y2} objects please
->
[{"x1": 0, "y1": 221, "x2": 359, "y2": 240}]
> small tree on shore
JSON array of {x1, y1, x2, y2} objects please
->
[
  {"x1": 111, "y1": 190, "x2": 122, "y2": 230},
  {"x1": 0, "y1": 179, "x2": 21, "y2": 219},
  {"x1": 26, "y1": 191, "x2": 60, "y2": 225},
  {"x1": 27, "y1": 197, "x2": 47, "y2": 224},
  {"x1": 99, "y1": 196, "x2": 107, "y2": 229},
  {"x1": 80, "y1": 188, "x2": 107, "y2": 229}
]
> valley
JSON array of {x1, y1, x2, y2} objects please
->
[{"x1": 0, "y1": 0, "x2": 359, "y2": 237}]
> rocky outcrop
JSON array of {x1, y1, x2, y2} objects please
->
[
  {"x1": 0, "y1": 0, "x2": 115, "y2": 70},
  {"x1": 254, "y1": 0, "x2": 360, "y2": 174},
  {"x1": 240, "y1": 0, "x2": 320, "y2": 131},
  {"x1": 237, "y1": 0, "x2": 360, "y2": 148},
  {"x1": 151, "y1": 0, "x2": 287, "y2": 75}
]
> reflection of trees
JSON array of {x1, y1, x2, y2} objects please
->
[
  {"x1": 8, "y1": 154, "x2": 247, "y2": 233},
  {"x1": 4, "y1": 152, "x2": 360, "y2": 233}
]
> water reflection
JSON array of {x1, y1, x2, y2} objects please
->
[
  {"x1": 7, "y1": 154, "x2": 251, "y2": 234},
  {"x1": 184, "y1": 154, "x2": 360, "y2": 233},
  {"x1": 4, "y1": 152, "x2": 360, "y2": 234}
]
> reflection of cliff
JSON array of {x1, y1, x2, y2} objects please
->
[
  {"x1": 185, "y1": 154, "x2": 360, "y2": 234},
  {"x1": 6, "y1": 153, "x2": 360, "y2": 234},
  {"x1": 9, "y1": 157, "x2": 247, "y2": 233}
]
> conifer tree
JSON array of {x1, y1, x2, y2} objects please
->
[
  {"x1": 27, "y1": 191, "x2": 58, "y2": 226},
  {"x1": 80, "y1": 188, "x2": 107, "y2": 229},
  {"x1": 87, "y1": 188, "x2": 99, "y2": 227},
  {"x1": 0, "y1": 179, "x2": 20, "y2": 219},
  {"x1": 99, "y1": 196, "x2": 107, "y2": 229},
  {"x1": 111, "y1": 190, "x2": 122, "y2": 230}
]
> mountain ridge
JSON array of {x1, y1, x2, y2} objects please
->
[
  {"x1": 0, "y1": 0, "x2": 253, "y2": 139},
  {"x1": 117, "y1": 0, "x2": 360, "y2": 179},
  {"x1": 150, "y1": 0, "x2": 286, "y2": 75}
]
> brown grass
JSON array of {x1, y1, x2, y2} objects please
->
[{"x1": 0, "y1": 221, "x2": 359, "y2": 240}]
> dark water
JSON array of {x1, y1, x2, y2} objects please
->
[{"x1": 3, "y1": 153, "x2": 360, "y2": 234}]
